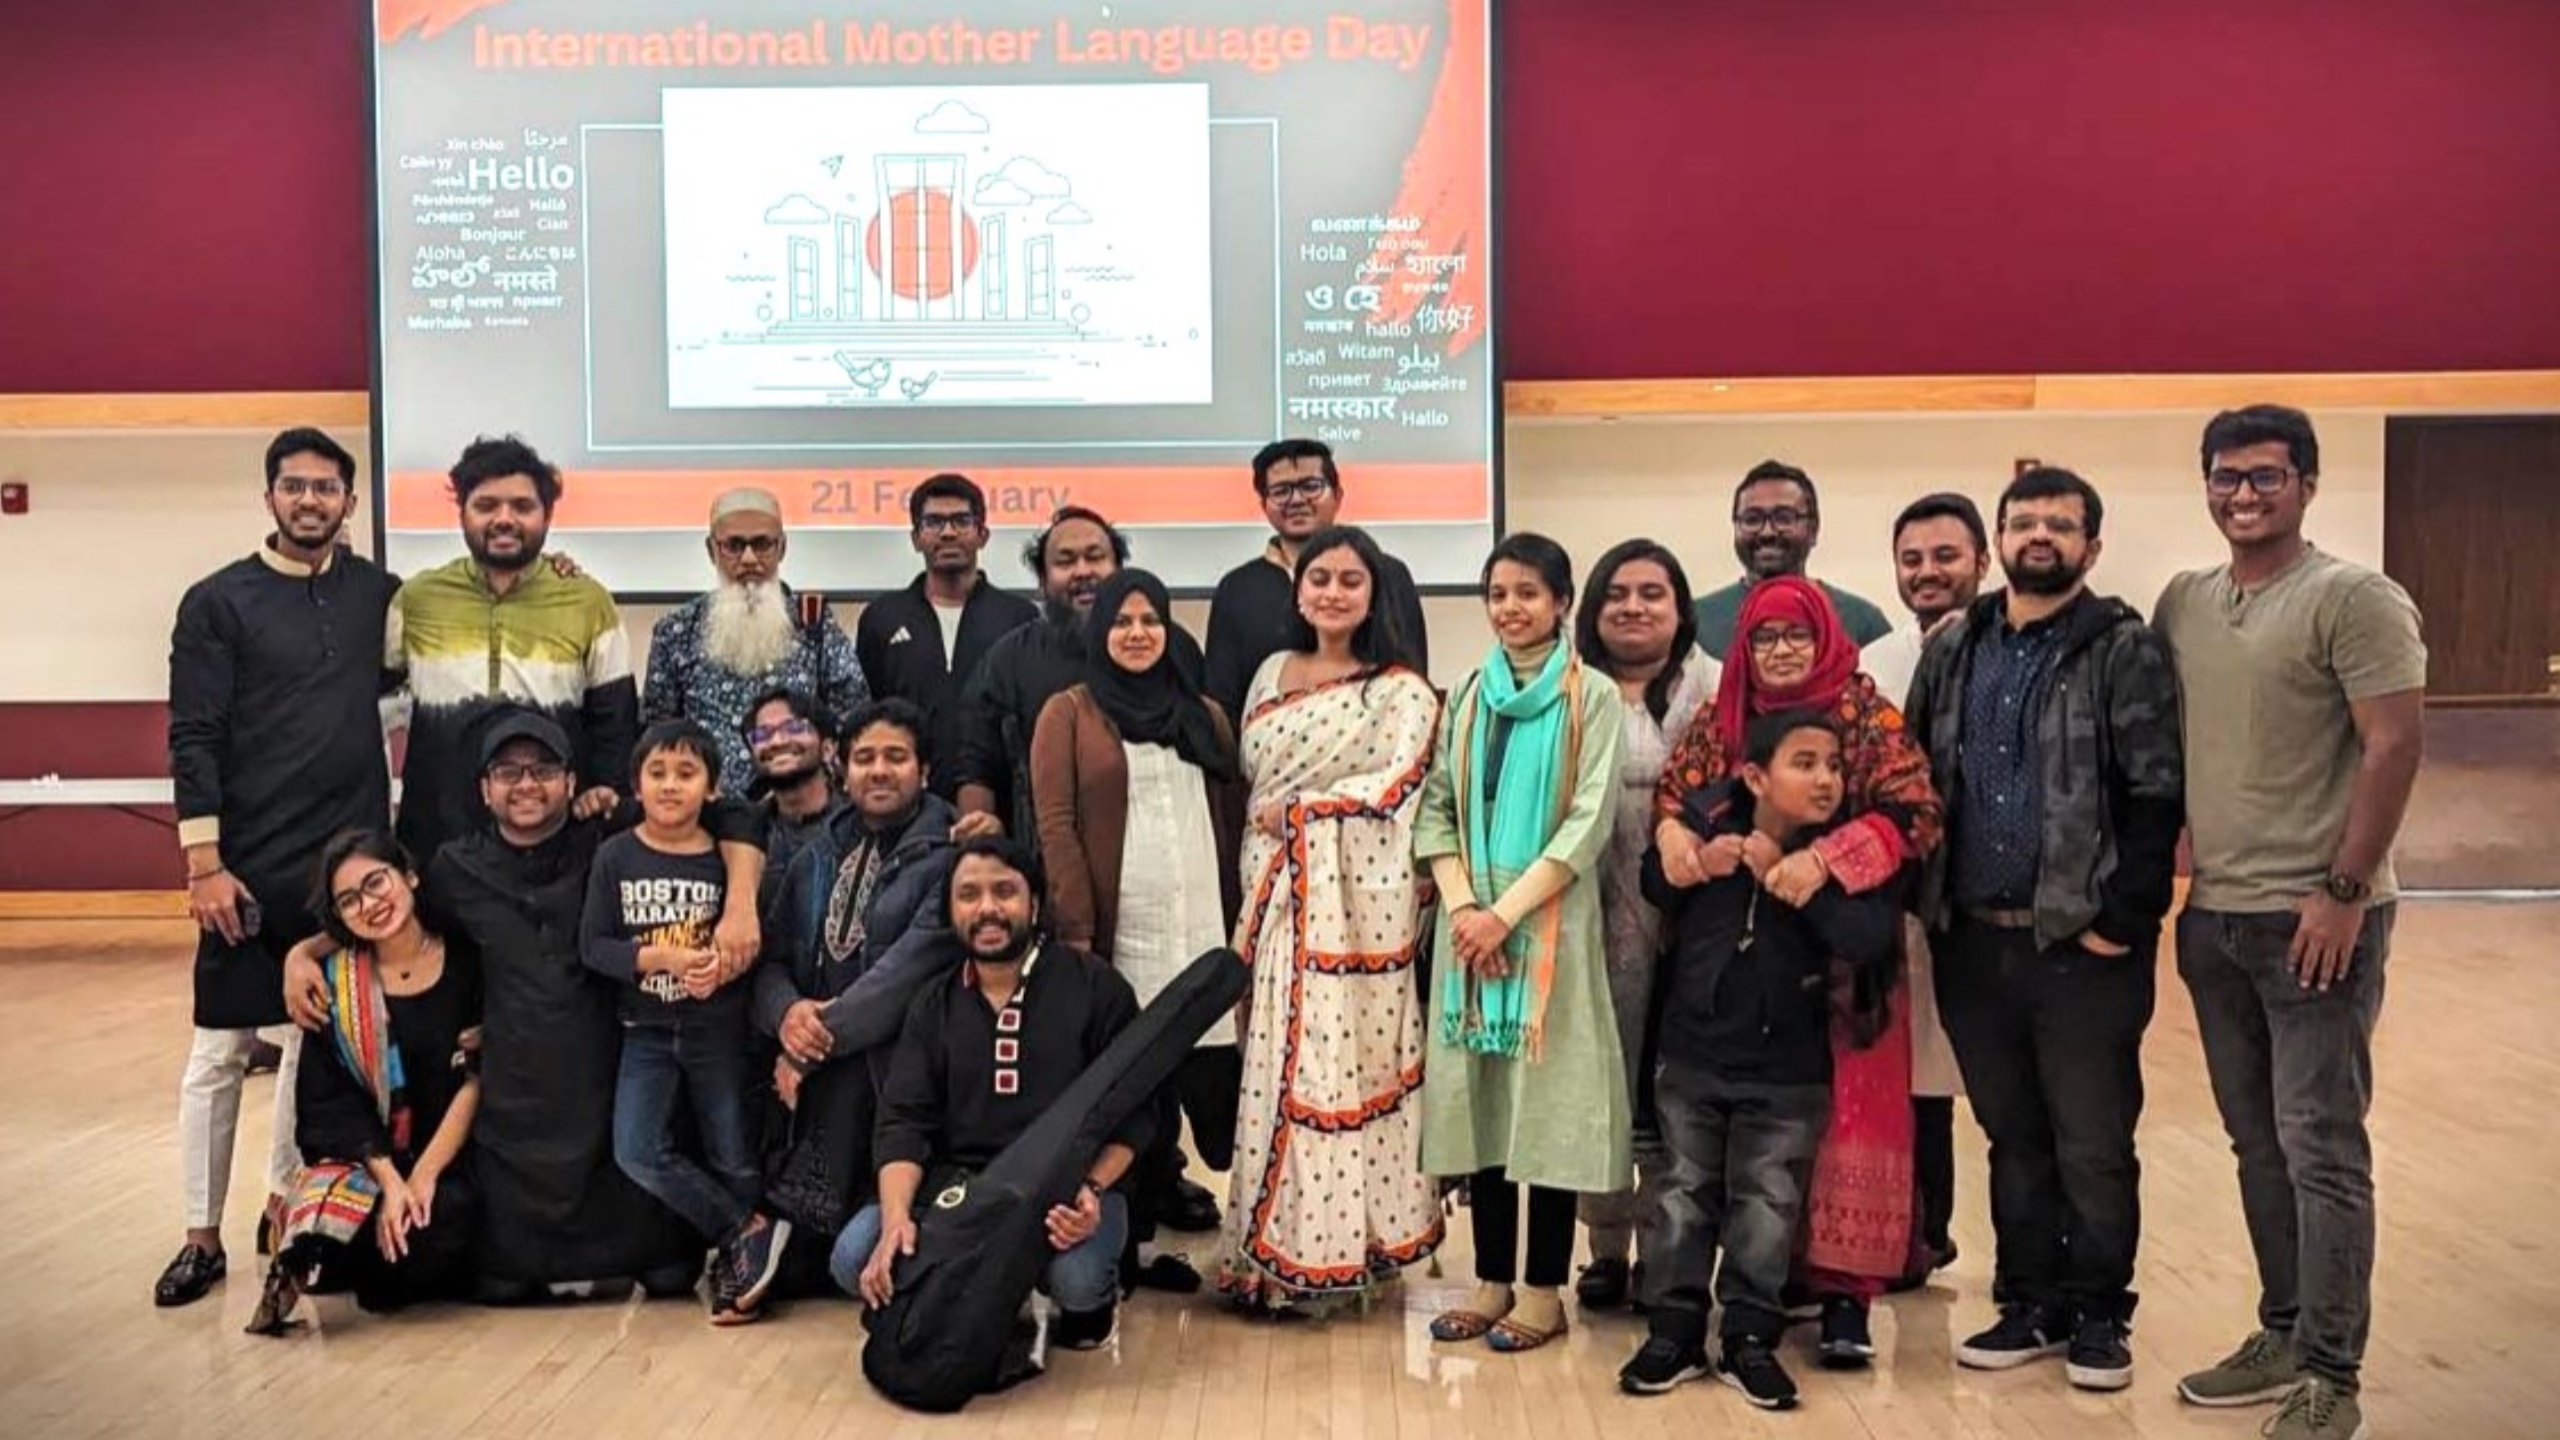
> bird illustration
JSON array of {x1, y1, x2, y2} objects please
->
[
  {"x1": 831, "y1": 352, "x2": 892, "y2": 394},
  {"x1": 899, "y1": 370, "x2": 941, "y2": 401}
]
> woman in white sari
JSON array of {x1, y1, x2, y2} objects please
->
[{"x1": 1215, "y1": 526, "x2": 1445, "y2": 1316}]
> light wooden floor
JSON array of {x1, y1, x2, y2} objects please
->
[{"x1": 3, "y1": 905, "x2": 2554, "y2": 1439}]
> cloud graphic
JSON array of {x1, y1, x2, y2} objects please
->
[
  {"x1": 914, "y1": 100, "x2": 990, "y2": 134},
  {"x1": 990, "y1": 156, "x2": 1072, "y2": 199},
  {"x1": 1046, "y1": 201, "x2": 1094, "y2": 225},
  {"x1": 972, "y1": 178, "x2": 1034, "y2": 207},
  {"x1": 762, "y1": 194, "x2": 830, "y2": 225}
]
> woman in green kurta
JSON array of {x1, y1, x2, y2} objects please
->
[{"x1": 1417, "y1": 532, "x2": 1630, "y2": 1354}]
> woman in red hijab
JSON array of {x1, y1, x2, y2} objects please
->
[{"x1": 1651, "y1": 574, "x2": 1942, "y2": 1365}]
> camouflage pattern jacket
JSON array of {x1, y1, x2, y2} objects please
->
[{"x1": 1906, "y1": 589, "x2": 2186, "y2": 953}]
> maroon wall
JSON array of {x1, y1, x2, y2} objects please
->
[{"x1": 2, "y1": 0, "x2": 2556, "y2": 392}]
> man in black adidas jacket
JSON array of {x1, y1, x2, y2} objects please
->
[{"x1": 1904, "y1": 467, "x2": 2184, "y2": 1394}]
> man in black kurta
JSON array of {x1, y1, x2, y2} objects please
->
[
  {"x1": 159, "y1": 428, "x2": 400, "y2": 1308},
  {"x1": 1201, "y1": 439, "x2": 1431, "y2": 722}
]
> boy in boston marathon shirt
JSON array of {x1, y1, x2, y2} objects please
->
[{"x1": 582, "y1": 720, "x2": 793, "y2": 1324}]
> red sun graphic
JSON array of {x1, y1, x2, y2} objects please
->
[{"x1": 864, "y1": 188, "x2": 982, "y2": 302}]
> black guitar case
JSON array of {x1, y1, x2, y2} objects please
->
[{"x1": 860, "y1": 946, "x2": 1249, "y2": 1411}]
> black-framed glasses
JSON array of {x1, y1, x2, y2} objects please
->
[
  {"x1": 1262, "y1": 477, "x2": 1333, "y2": 503},
  {"x1": 716, "y1": 534, "x2": 781, "y2": 557},
  {"x1": 916, "y1": 512, "x2": 980, "y2": 535},
  {"x1": 487, "y1": 761, "x2": 567, "y2": 787},
  {"x1": 2205, "y1": 465, "x2": 2298, "y2": 497},
  {"x1": 1747, "y1": 624, "x2": 1819, "y2": 654},
  {"x1": 274, "y1": 476, "x2": 348, "y2": 499},
  {"x1": 1734, "y1": 507, "x2": 1810, "y2": 533},
  {"x1": 749, "y1": 716, "x2": 817, "y2": 746},
  {"x1": 330, "y1": 866, "x2": 399, "y2": 917}
]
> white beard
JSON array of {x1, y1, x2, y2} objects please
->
[{"x1": 702, "y1": 580, "x2": 797, "y2": 676}]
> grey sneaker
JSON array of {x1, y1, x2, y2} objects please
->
[
  {"x1": 2260, "y1": 1377, "x2": 2366, "y2": 1440},
  {"x1": 2178, "y1": 1330, "x2": 2306, "y2": 1407}
]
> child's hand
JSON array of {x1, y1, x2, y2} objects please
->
[
  {"x1": 680, "y1": 949, "x2": 723, "y2": 999},
  {"x1": 1740, "y1": 833, "x2": 1785, "y2": 882},
  {"x1": 1764, "y1": 849, "x2": 1829, "y2": 908},
  {"x1": 1698, "y1": 834, "x2": 1748, "y2": 880}
]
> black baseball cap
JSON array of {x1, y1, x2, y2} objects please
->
[{"x1": 479, "y1": 710, "x2": 571, "y2": 771}]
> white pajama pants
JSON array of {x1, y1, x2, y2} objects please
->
[{"x1": 178, "y1": 1025, "x2": 303, "y2": 1231}]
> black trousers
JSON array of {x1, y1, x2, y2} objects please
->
[
  {"x1": 1129, "y1": 1044, "x2": 1244, "y2": 1245},
  {"x1": 1638, "y1": 1065, "x2": 1828, "y2": 1344},
  {"x1": 1913, "y1": 1094, "x2": 1956, "y2": 1255},
  {"x1": 1936, "y1": 918, "x2": 2155, "y2": 1321},
  {"x1": 1469, "y1": 1167, "x2": 1578, "y2": 1288}
]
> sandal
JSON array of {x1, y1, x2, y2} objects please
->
[
  {"x1": 1428, "y1": 1308, "x2": 1502, "y2": 1342},
  {"x1": 1485, "y1": 1312, "x2": 1568, "y2": 1353},
  {"x1": 244, "y1": 1262, "x2": 304, "y2": 1337}
]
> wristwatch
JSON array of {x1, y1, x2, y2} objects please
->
[{"x1": 2322, "y1": 871, "x2": 2371, "y2": 904}]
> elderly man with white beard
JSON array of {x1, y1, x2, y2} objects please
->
[{"x1": 646, "y1": 488, "x2": 868, "y2": 796}]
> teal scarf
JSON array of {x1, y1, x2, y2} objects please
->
[{"x1": 1439, "y1": 641, "x2": 1578, "y2": 1058}]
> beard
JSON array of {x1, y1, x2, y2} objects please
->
[
  {"x1": 2004, "y1": 551, "x2": 2089, "y2": 597},
  {"x1": 964, "y1": 913, "x2": 1037, "y2": 966},
  {"x1": 465, "y1": 525, "x2": 543, "y2": 573},
  {"x1": 703, "y1": 579, "x2": 798, "y2": 675}
]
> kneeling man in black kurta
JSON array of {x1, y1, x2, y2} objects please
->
[{"x1": 836, "y1": 837, "x2": 1149, "y2": 1353}]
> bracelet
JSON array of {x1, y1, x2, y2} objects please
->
[{"x1": 187, "y1": 866, "x2": 227, "y2": 883}]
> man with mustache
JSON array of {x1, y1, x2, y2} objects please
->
[
  {"x1": 645, "y1": 488, "x2": 866, "y2": 797},
  {"x1": 949, "y1": 507, "x2": 1205, "y2": 845},
  {"x1": 156, "y1": 427, "x2": 401, "y2": 1308},
  {"x1": 1691, "y1": 461, "x2": 1894, "y2": 661},
  {"x1": 838, "y1": 836, "x2": 1149, "y2": 1357},
  {"x1": 1903, "y1": 467, "x2": 2185, "y2": 1394},
  {"x1": 855, "y1": 474, "x2": 1039, "y2": 803},
  {"x1": 742, "y1": 687, "x2": 844, "y2": 885},
  {"x1": 394, "y1": 437, "x2": 763, "y2": 985},
  {"x1": 1860, "y1": 492, "x2": 1991, "y2": 1298},
  {"x1": 1202, "y1": 438, "x2": 1431, "y2": 722}
]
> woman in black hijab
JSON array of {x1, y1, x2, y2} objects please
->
[{"x1": 1029, "y1": 567, "x2": 1247, "y2": 1291}]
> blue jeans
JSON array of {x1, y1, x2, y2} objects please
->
[
  {"x1": 829, "y1": 1192, "x2": 1128, "y2": 1314},
  {"x1": 611, "y1": 1018, "x2": 762, "y2": 1243}
]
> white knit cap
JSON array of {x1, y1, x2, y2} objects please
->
[{"x1": 708, "y1": 486, "x2": 783, "y2": 526}]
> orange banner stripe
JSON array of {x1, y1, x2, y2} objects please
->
[{"x1": 385, "y1": 463, "x2": 1490, "y2": 530}]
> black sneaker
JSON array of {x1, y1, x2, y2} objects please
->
[
  {"x1": 1618, "y1": 1336, "x2": 1711, "y2": 1395},
  {"x1": 1051, "y1": 1302, "x2": 1118, "y2": 1351},
  {"x1": 1956, "y1": 1302, "x2": 2070, "y2": 1370},
  {"x1": 1164, "y1": 1176, "x2": 1222, "y2": 1233},
  {"x1": 1576, "y1": 1256, "x2": 1632, "y2": 1309},
  {"x1": 705, "y1": 1244, "x2": 745, "y2": 1323},
  {"x1": 1718, "y1": 1336, "x2": 1799, "y2": 1410},
  {"x1": 1818, "y1": 1296, "x2": 1875, "y2": 1369},
  {"x1": 2065, "y1": 1314, "x2": 2134, "y2": 1392},
  {"x1": 718, "y1": 1214, "x2": 794, "y2": 1320}
]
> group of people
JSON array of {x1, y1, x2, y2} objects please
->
[{"x1": 156, "y1": 409, "x2": 2421, "y2": 1439}]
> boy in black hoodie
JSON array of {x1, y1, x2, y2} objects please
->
[{"x1": 1619, "y1": 709, "x2": 1903, "y2": 1410}]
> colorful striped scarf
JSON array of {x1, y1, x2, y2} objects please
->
[{"x1": 276, "y1": 948, "x2": 409, "y2": 1251}]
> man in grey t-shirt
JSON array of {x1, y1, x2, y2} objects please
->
[{"x1": 2152, "y1": 405, "x2": 2425, "y2": 1440}]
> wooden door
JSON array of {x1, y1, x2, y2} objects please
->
[{"x1": 2383, "y1": 416, "x2": 2560, "y2": 702}]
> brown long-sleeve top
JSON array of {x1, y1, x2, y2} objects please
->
[{"x1": 1030, "y1": 685, "x2": 1247, "y2": 958}]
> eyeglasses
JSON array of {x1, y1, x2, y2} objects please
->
[
  {"x1": 2001, "y1": 514, "x2": 2084, "y2": 538},
  {"x1": 749, "y1": 716, "x2": 817, "y2": 746},
  {"x1": 2205, "y1": 465, "x2": 2298, "y2": 497},
  {"x1": 330, "y1": 866, "x2": 399, "y2": 917},
  {"x1": 915, "y1": 512, "x2": 980, "y2": 535},
  {"x1": 1747, "y1": 624, "x2": 1819, "y2": 654},
  {"x1": 487, "y1": 761, "x2": 566, "y2": 787},
  {"x1": 274, "y1": 476, "x2": 348, "y2": 499},
  {"x1": 716, "y1": 534, "x2": 781, "y2": 558},
  {"x1": 1734, "y1": 507, "x2": 1810, "y2": 533},
  {"x1": 1262, "y1": 477, "x2": 1333, "y2": 503}
]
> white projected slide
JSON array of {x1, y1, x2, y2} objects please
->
[{"x1": 661, "y1": 84, "x2": 1214, "y2": 411}]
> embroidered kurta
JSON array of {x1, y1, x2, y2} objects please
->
[
  {"x1": 1414, "y1": 657, "x2": 1632, "y2": 1195},
  {"x1": 1215, "y1": 658, "x2": 1444, "y2": 1306}
]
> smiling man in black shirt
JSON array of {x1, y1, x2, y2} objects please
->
[{"x1": 835, "y1": 836, "x2": 1148, "y2": 1354}]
